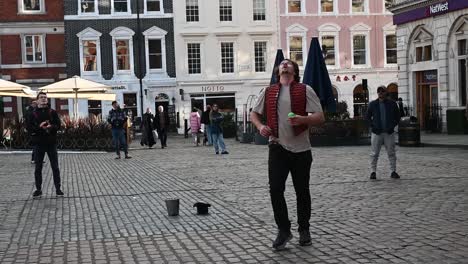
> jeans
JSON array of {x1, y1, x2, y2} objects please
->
[
  {"x1": 370, "y1": 132, "x2": 396, "y2": 173},
  {"x1": 34, "y1": 143, "x2": 61, "y2": 191},
  {"x1": 205, "y1": 125, "x2": 213, "y2": 145},
  {"x1": 268, "y1": 143, "x2": 312, "y2": 232},
  {"x1": 158, "y1": 128, "x2": 167, "y2": 147},
  {"x1": 211, "y1": 132, "x2": 226, "y2": 152},
  {"x1": 112, "y1": 128, "x2": 128, "y2": 156}
]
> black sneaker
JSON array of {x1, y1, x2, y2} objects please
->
[
  {"x1": 299, "y1": 230, "x2": 312, "y2": 246},
  {"x1": 272, "y1": 230, "x2": 292, "y2": 251},
  {"x1": 56, "y1": 190, "x2": 64, "y2": 196},
  {"x1": 215, "y1": 151, "x2": 219, "y2": 155},
  {"x1": 125, "y1": 155, "x2": 132, "y2": 159},
  {"x1": 221, "y1": 151, "x2": 229, "y2": 155},
  {"x1": 370, "y1": 172, "x2": 376, "y2": 180},
  {"x1": 391, "y1": 171, "x2": 400, "y2": 179},
  {"x1": 33, "y1": 190, "x2": 42, "y2": 198}
]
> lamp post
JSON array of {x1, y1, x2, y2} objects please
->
[{"x1": 135, "y1": 0, "x2": 144, "y2": 119}]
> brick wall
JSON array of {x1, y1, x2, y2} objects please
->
[
  {"x1": 2, "y1": 68, "x2": 65, "y2": 82},
  {"x1": 0, "y1": 0, "x2": 63, "y2": 22},
  {"x1": 46, "y1": 34, "x2": 66, "y2": 63},
  {"x1": 0, "y1": 35, "x2": 22, "y2": 64},
  {"x1": 65, "y1": 18, "x2": 176, "y2": 79}
]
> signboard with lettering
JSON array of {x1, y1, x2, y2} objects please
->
[
  {"x1": 423, "y1": 70, "x2": 438, "y2": 83},
  {"x1": 111, "y1": 85, "x2": 127, "y2": 90},
  {"x1": 393, "y1": 0, "x2": 468, "y2": 25},
  {"x1": 201, "y1": 86, "x2": 225, "y2": 92}
]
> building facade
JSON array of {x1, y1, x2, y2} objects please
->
[
  {"x1": 390, "y1": 0, "x2": 468, "y2": 132},
  {"x1": 0, "y1": 0, "x2": 67, "y2": 118},
  {"x1": 173, "y1": 0, "x2": 279, "y2": 131},
  {"x1": 280, "y1": 0, "x2": 398, "y2": 118},
  {"x1": 64, "y1": 0, "x2": 176, "y2": 120}
]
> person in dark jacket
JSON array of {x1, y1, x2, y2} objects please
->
[
  {"x1": 26, "y1": 92, "x2": 63, "y2": 198},
  {"x1": 107, "y1": 101, "x2": 131, "y2": 159},
  {"x1": 210, "y1": 104, "x2": 228, "y2": 155},
  {"x1": 201, "y1": 105, "x2": 212, "y2": 146},
  {"x1": 397, "y1": 97, "x2": 406, "y2": 118},
  {"x1": 140, "y1": 107, "x2": 155, "y2": 148},
  {"x1": 154, "y1": 105, "x2": 170, "y2": 149},
  {"x1": 366, "y1": 86, "x2": 401, "y2": 180}
]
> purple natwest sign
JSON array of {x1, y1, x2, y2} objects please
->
[{"x1": 394, "y1": 0, "x2": 468, "y2": 25}]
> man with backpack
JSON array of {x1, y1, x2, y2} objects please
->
[{"x1": 26, "y1": 92, "x2": 63, "y2": 198}]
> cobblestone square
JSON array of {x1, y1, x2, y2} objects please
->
[{"x1": 0, "y1": 137, "x2": 467, "y2": 263}]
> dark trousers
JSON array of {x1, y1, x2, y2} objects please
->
[
  {"x1": 34, "y1": 143, "x2": 61, "y2": 191},
  {"x1": 112, "y1": 128, "x2": 128, "y2": 156},
  {"x1": 268, "y1": 143, "x2": 312, "y2": 232},
  {"x1": 31, "y1": 144, "x2": 37, "y2": 161},
  {"x1": 158, "y1": 128, "x2": 167, "y2": 147}
]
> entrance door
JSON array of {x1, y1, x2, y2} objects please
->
[{"x1": 416, "y1": 84, "x2": 438, "y2": 129}]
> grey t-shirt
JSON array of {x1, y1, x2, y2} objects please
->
[{"x1": 252, "y1": 85, "x2": 323, "y2": 153}]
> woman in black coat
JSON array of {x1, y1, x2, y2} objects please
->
[
  {"x1": 153, "y1": 105, "x2": 170, "y2": 149},
  {"x1": 140, "y1": 108, "x2": 156, "y2": 148}
]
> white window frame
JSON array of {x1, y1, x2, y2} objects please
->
[
  {"x1": 186, "y1": 41, "x2": 203, "y2": 76},
  {"x1": 318, "y1": 0, "x2": 337, "y2": 16},
  {"x1": 219, "y1": 40, "x2": 236, "y2": 75},
  {"x1": 110, "y1": 27, "x2": 135, "y2": 78},
  {"x1": 22, "y1": 34, "x2": 46, "y2": 64},
  {"x1": 219, "y1": 0, "x2": 233, "y2": 23},
  {"x1": 111, "y1": 0, "x2": 131, "y2": 15},
  {"x1": 286, "y1": 24, "x2": 308, "y2": 68},
  {"x1": 318, "y1": 23, "x2": 341, "y2": 69},
  {"x1": 18, "y1": 0, "x2": 45, "y2": 14},
  {"x1": 77, "y1": 27, "x2": 102, "y2": 78},
  {"x1": 253, "y1": 40, "x2": 268, "y2": 73},
  {"x1": 78, "y1": 0, "x2": 98, "y2": 16},
  {"x1": 143, "y1": 26, "x2": 168, "y2": 76},
  {"x1": 383, "y1": 23, "x2": 397, "y2": 67},
  {"x1": 185, "y1": 0, "x2": 200, "y2": 23},
  {"x1": 350, "y1": 0, "x2": 368, "y2": 14},
  {"x1": 350, "y1": 23, "x2": 371, "y2": 68},
  {"x1": 253, "y1": 0, "x2": 266, "y2": 22},
  {"x1": 285, "y1": 0, "x2": 305, "y2": 15},
  {"x1": 145, "y1": 0, "x2": 164, "y2": 14}
]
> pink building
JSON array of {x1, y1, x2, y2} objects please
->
[{"x1": 280, "y1": 0, "x2": 398, "y2": 117}]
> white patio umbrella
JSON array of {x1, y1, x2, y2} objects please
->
[
  {"x1": 39, "y1": 76, "x2": 112, "y2": 117},
  {"x1": 0, "y1": 79, "x2": 30, "y2": 93}
]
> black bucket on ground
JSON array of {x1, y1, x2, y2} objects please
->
[
  {"x1": 165, "y1": 199, "x2": 180, "y2": 216},
  {"x1": 398, "y1": 116, "x2": 420, "y2": 147}
]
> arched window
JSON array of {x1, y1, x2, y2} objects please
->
[{"x1": 353, "y1": 84, "x2": 368, "y2": 118}]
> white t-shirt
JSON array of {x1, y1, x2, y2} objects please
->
[{"x1": 252, "y1": 84, "x2": 323, "y2": 153}]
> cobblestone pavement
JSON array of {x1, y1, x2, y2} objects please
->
[{"x1": 0, "y1": 136, "x2": 467, "y2": 263}]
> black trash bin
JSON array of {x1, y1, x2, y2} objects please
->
[{"x1": 398, "y1": 116, "x2": 420, "y2": 147}]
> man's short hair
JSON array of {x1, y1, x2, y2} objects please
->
[
  {"x1": 377, "y1": 87, "x2": 387, "y2": 93},
  {"x1": 36, "y1": 91, "x2": 47, "y2": 99},
  {"x1": 111, "y1": 101, "x2": 117, "y2": 105}
]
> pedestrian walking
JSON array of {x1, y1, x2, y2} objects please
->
[
  {"x1": 210, "y1": 104, "x2": 228, "y2": 154},
  {"x1": 108, "y1": 101, "x2": 131, "y2": 159},
  {"x1": 366, "y1": 86, "x2": 401, "y2": 180},
  {"x1": 25, "y1": 100, "x2": 39, "y2": 163},
  {"x1": 154, "y1": 105, "x2": 169, "y2": 149},
  {"x1": 26, "y1": 92, "x2": 64, "y2": 198},
  {"x1": 397, "y1": 97, "x2": 406, "y2": 118},
  {"x1": 189, "y1": 108, "x2": 201, "y2": 146},
  {"x1": 140, "y1": 107, "x2": 156, "y2": 148},
  {"x1": 201, "y1": 105, "x2": 212, "y2": 146},
  {"x1": 250, "y1": 59, "x2": 324, "y2": 250}
]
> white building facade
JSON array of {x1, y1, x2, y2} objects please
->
[
  {"x1": 172, "y1": 0, "x2": 279, "y2": 130},
  {"x1": 390, "y1": 0, "x2": 468, "y2": 131}
]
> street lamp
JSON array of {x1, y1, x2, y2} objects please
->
[{"x1": 135, "y1": 0, "x2": 144, "y2": 119}]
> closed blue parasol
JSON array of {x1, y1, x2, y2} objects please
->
[
  {"x1": 270, "y1": 49, "x2": 285, "y2": 85},
  {"x1": 302, "y1": 37, "x2": 336, "y2": 112}
]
